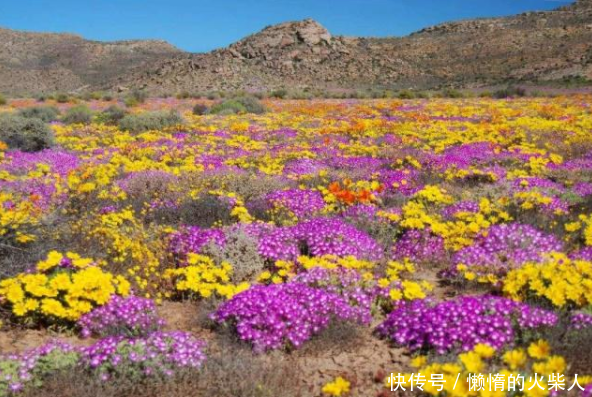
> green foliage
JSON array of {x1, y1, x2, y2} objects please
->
[
  {"x1": 119, "y1": 110, "x2": 185, "y2": 133},
  {"x1": 233, "y1": 96, "x2": 266, "y2": 114},
  {"x1": 176, "y1": 91, "x2": 191, "y2": 99},
  {"x1": 96, "y1": 105, "x2": 128, "y2": 125},
  {"x1": 18, "y1": 106, "x2": 60, "y2": 122},
  {"x1": 0, "y1": 114, "x2": 55, "y2": 152},
  {"x1": 0, "y1": 347, "x2": 78, "y2": 395},
  {"x1": 208, "y1": 100, "x2": 247, "y2": 115},
  {"x1": 208, "y1": 96, "x2": 266, "y2": 115},
  {"x1": 493, "y1": 86, "x2": 527, "y2": 99},
  {"x1": 442, "y1": 88, "x2": 465, "y2": 98},
  {"x1": 192, "y1": 103, "x2": 209, "y2": 116},
  {"x1": 62, "y1": 105, "x2": 93, "y2": 125},
  {"x1": 55, "y1": 93, "x2": 70, "y2": 103},
  {"x1": 269, "y1": 89, "x2": 288, "y2": 99},
  {"x1": 123, "y1": 90, "x2": 148, "y2": 107},
  {"x1": 397, "y1": 90, "x2": 416, "y2": 100},
  {"x1": 0, "y1": 94, "x2": 6, "y2": 106}
]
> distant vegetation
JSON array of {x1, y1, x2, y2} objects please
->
[{"x1": 0, "y1": 113, "x2": 55, "y2": 152}]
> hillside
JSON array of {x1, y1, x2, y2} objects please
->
[{"x1": 1, "y1": 0, "x2": 591, "y2": 94}]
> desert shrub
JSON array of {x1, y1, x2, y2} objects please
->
[
  {"x1": 208, "y1": 99, "x2": 246, "y2": 115},
  {"x1": 176, "y1": 91, "x2": 191, "y2": 99},
  {"x1": 18, "y1": 105, "x2": 60, "y2": 122},
  {"x1": 20, "y1": 343, "x2": 300, "y2": 397},
  {"x1": 202, "y1": 228, "x2": 266, "y2": 282},
  {"x1": 55, "y1": 93, "x2": 70, "y2": 103},
  {"x1": 299, "y1": 320, "x2": 362, "y2": 354},
  {"x1": 210, "y1": 94, "x2": 268, "y2": 115},
  {"x1": 62, "y1": 105, "x2": 93, "y2": 125},
  {"x1": 493, "y1": 85, "x2": 527, "y2": 99},
  {"x1": 0, "y1": 113, "x2": 55, "y2": 152},
  {"x1": 397, "y1": 90, "x2": 415, "y2": 99},
  {"x1": 192, "y1": 103, "x2": 208, "y2": 115},
  {"x1": 269, "y1": 88, "x2": 287, "y2": 99},
  {"x1": 119, "y1": 110, "x2": 185, "y2": 133},
  {"x1": 0, "y1": 94, "x2": 6, "y2": 105},
  {"x1": 442, "y1": 88, "x2": 464, "y2": 98},
  {"x1": 96, "y1": 105, "x2": 128, "y2": 125},
  {"x1": 123, "y1": 89, "x2": 148, "y2": 107},
  {"x1": 102, "y1": 93, "x2": 114, "y2": 101},
  {"x1": 206, "y1": 92, "x2": 219, "y2": 100}
]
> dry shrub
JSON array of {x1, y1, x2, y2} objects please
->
[
  {"x1": 544, "y1": 319, "x2": 592, "y2": 375},
  {"x1": 202, "y1": 228, "x2": 266, "y2": 282},
  {"x1": 298, "y1": 320, "x2": 363, "y2": 356},
  {"x1": 21, "y1": 345, "x2": 302, "y2": 397}
]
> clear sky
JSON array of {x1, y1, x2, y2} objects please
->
[{"x1": 0, "y1": 0, "x2": 574, "y2": 53}]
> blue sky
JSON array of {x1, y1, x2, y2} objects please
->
[{"x1": 0, "y1": 0, "x2": 574, "y2": 53}]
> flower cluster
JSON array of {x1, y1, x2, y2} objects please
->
[
  {"x1": 503, "y1": 252, "x2": 592, "y2": 308},
  {"x1": 0, "y1": 341, "x2": 78, "y2": 394},
  {"x1": 392, "y1": 228, "x2": 448, "y2": 265},
  {"x1": 0, "y1": 251, "x2": 130, "y2": 323},
  {"x1": 264, "y1": 188, "x2": 325, "y2": 220},
  {"x1": 395, "y1": 340, "x2": 587, "y2": 397},
  {"x1": 165, "y1": 253, "x2": 249, "y2": 299},
  {"x1": 451, "y1": 223, "x2": 562, "y2": 283},
  {"x1": 376, "y1": 296, "x2": 557, "y2": 353},
  {"x1": 258, "y1": 218, "x2": 383, "y2": 261},
  {"x1": 77, "y1": 295, "x2": 165, "y2": 338},
  {"x1": 212, "y1": 282, "x2": 368, "y2": 351},
  {"x1": 80, "y1": 331, "x2": 206, "y2": 380}
]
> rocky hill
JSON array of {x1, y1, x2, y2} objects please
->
[
  {"x1": 1, "y1": 0, "x2": 591, "y2": 94},
  {"x1": 0, "y1": 28, "x2": 181, "y2": 94}
]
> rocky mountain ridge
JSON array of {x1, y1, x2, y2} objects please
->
[{"x1": 1, "y1": 0, "x2": 591, "y2": 94}]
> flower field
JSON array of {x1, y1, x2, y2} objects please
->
[{"x1": 1, "y1": 96, "x2": 592, "y2": 396}]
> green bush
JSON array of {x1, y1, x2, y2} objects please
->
[
  {"x1": 176, "y1": 91, "x2": 191, "y2": 99},
  {"x1": 442, "y1": 89, "x2": 464, "y2": 98},
  {"x1": 55, "y1": 93, "x2": 70, "y2": 103},
  {"x1": 234, "y1": 96, "x2": 266, "y2": 114},
  {"x1": 269, "y1": 89, "x2": 287, "y2": 99},
  {"x1": 0, "y1": 94, "x2": 6, "y2": 106},
  {"x1": 119, "y1": 110, "x2": 185, "y2": 133},
  {"x1": 208, "y1": 100, "x2": 247, "y2": 115},
  {"x1": 493, "y1": 86, "x2": 526, "y2": 99},
  {"x1": 62, "y1": 105, "x2": 93, "y2": 125},
  {"x1": 209, "y1": 96, "x2": 266, "y2": 115},
  {"x1": 18, "y1": 106, "x2": 60, "y2": 122},
  {"x1": 124, "y1": 89, "x2": 148, "y2": 107},
  {"x1": 397, "y1": 90, "x2": 416, "y2": 100},
  {"x1": 96, "y1": 105, "x2": 128, "y2": 125},
  {"x1": 192, "y1": 103, "x2": 209, "y2": 116},
  {"x1": 0, "y1": 114, "x2": 55, "y2": 152}
]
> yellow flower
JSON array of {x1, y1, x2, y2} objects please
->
[
  {"x1": 410, "y1": 355, "x2": 427, "y2": 368},
  {"x1": 473, "y1": 343, "x2": 495, "y2": 359},
  {"x1": 459, "y1": 351, "x2": 484, "y2": 373},
  {"x1": 528, "y1": 340, "x2": 551, "y2": 360},
  {"x1": 503, "y1": 349, "x2": 527, "y2": 370},
  {"x1": 322, "y1": 376, "x2": 350, "y2": 396}
]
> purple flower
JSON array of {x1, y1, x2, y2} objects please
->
[
  {"x1": 212, "y1": 282, "x2": 368, "y2": 352},
  {"x1": 449, "y1": 223, "x2": 562, "y2": 278},
  {"x1": 77, "y1": 296, "x2": 165, "y2": 338},
  {"x1": 376, "y1": 296, "x2": 557, "y2": 354}
]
